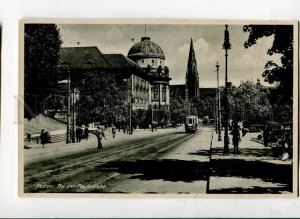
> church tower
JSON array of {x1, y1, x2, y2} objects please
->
[{"x1": 185, "y1": 38, "x2": 199, "y2": 100}]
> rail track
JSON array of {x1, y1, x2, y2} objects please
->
[{"x1": 24, "y1": 131, "x2": 194, "y2": 192}]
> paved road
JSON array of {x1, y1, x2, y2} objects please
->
[
  {"x1": 24, "y1": 126, "x2": 213, "y2": 195},
  {"x1": 108, "y1": 127, "x2": 212, "y2": 195}
]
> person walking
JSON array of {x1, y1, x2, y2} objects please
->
[
  {"x1": 84, "y1": 126, "x2": 89, "y2": 141},
  {"x1": 263, "y1": 125, "x2": 270, "y2": 147},
  {"x1": 231, "y1": 122, "x2": 240, "y2": 153},
  {"x1": 40, "y1": 129, "x2": 48, "y2": 148},
  {"x1": 112, "y1": 124, "x2": 116, "y2": 138},
  {"x1": 75, "y1": 126, "x2": 80, "y2": 143},
  {"x1": 96, "y1": 126, "x2": 106, "y2": 149}
]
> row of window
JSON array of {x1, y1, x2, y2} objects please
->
[
  {"x1": 133, "y1": 89, "x2": 148, "y2": 99},
  {"x1": 141, "y1": 59, "x2": 163, "y2": 65},
  {"x1": 135, "y1": 99, "x2": 148, "y2": 106},
  {"x1": 133, "y1": 76, "x2": 149, "y2": 89}
]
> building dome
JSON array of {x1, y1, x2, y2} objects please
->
[{"x1": 128, "y1": 37, "x2": 165, "y2": 60}]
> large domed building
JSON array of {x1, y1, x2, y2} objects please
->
[{"x1": 128, "y1": 36, "x2": 171, "y2": 125}]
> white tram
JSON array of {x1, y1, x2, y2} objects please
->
[{"x1": 185, "y1": 116, "x2": 199, "y2": 133}]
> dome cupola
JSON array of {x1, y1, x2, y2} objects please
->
[{"x1": 128, "y1": 37, "x2": 165, "y2": 60}]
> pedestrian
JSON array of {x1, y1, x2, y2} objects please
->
[
  {"x1": 96, "y1": 126, "x2": 106, "y2": 149},
  {"x1": 75, "y1": 126, "x2": 80, "y2": 143},
  {"x1": 263, "y1": 125, "x2": 270, "y2": 147},
  {"x1": 40, "y1": 129, "x2": 47, "y2": 148},
  {"x1": 84, "y1": 126, "x2": 89, "y2": 141},
  {"x1": 112, "y1": 124, "x2": 116, "y2": 138},
  {"x1": 78, "y1": 127, "x2": 83, "y2": 142},
  {"x1": 230, "y1": 121, "x2": 240, "y2": 153}
]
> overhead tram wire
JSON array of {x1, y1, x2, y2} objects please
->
[{"x1": 115, "y1": 25, "x2": 135, "y2": 43}]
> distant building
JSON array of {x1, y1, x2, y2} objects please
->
[{"x1": 128, "y1": 36, "x2": 172, "y2": 124}]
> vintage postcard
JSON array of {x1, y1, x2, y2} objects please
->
[{"x1": 19, "y1": 19, "x2": 298, "y2": 197}]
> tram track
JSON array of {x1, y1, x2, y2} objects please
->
[{"x1": 24, "y1": 132, "x2": 192, "y2": 192}]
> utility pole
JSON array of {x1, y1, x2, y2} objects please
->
[
  {"x1": 72, "y1": 88, "x2": 75, "y2": 143},
  {"x1": 222, "y1": 24, "x2": 231, "y2": 154},
  {"x1": 66, "y1": 70, "x2": 71, "y2": 144},
  {"x1": 216, "y1": 62, "x2": 222, "y2": 141}
]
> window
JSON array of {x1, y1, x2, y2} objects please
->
[
  {"x1": 152, "y1": 87, "x2": 158, "y2": 101},
  {"x1": 162, "y1": 86, "x2": 166, "y2": 102}
]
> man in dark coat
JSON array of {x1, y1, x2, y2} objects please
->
[
  {"x1": 76, "y1": 126, "x2": 83, "y2": 143},
  {"x1": 263, "y1": 125, "x2": 270, "y2": 147},
  {"x1": 40, "y1": 129, "x2": 47, "y2": 148},
  {"x1": 111, "y1": 124, "x2": 116, "y2": 138},
  {"x1": 231, "y1": 122, "x2": 240, "y2": 153},
  {"x1": 84, "y1": 126, "x2": 89, "y2": 141}
]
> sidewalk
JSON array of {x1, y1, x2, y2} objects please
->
[
  {"x1": 208, "y1": 130, "x2": 293, "y2": 194},
  {"x1": 24, "y1": 127, "x2": 182, "y2": 165}
]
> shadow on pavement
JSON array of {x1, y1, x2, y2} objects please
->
[
  {"x1": 209, "y1": 158, "x2": 292, "y2": 193},
  {"x1": 189, "y1": 149, "x2": 210, "y2": 156},
  {"x1": 212, "y1": 147, "x2": 282, "y2": 159},
  {"x1": 96, "y1": 159, "x2": 209, "y2": 182}
]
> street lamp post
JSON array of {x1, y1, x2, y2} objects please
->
[
  {"x1": 216, "y1": 62, "x2": 222, "y2": 141},
  {"x1": 222, "y1": 24, "x2": 231, "y2": 154}
]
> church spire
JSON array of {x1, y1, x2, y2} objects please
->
[
  {"x1": 188, "y1": 38, "x2": 197, "y2": 66},
  {"x1": 185, "y1": 37, "x2": 199, "y2": 99}
]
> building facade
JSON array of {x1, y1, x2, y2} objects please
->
[
  {"x1": 57, "y1": 47, "x2": 152, "y2": 125},
  {"x1": 127, "y1": 36, "x2": 171, "y2": 124}
]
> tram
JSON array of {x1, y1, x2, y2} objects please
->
[{"x1": 185, "y1": 115, "x2": 199, "y2": 133}]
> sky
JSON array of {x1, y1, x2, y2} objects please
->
[{"x1": 57, "y1": 24, "x2": 282, "y2": 88}]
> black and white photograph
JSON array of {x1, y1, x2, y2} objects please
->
[{"x1": 19, "y1": 20, "x2": 298, "y2": 197}]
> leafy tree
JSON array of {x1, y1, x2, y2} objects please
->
[
  {"x1": 24, "y1": 24, "x2": 62, "y2": 119},
  {"x1": 243, "y1": 25, "x2": 293, "y2": 96},
  {"x1": 197, "y1": 96, "x2": 215, "y2": 119},
  {"x1": 169, "y1": 91, "x2": 188, "y2": 124},
  {"x1": 228, "y1": 80, "x2": 272, "y2": 125},
  {"x1": 76, "y1": 71, "x2": 128, "y2": 125}
]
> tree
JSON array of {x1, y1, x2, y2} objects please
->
[
  {"x1": 24, "y1": 24, "x2": 62, "y2": 119},
  {"x1": 228, "y1": 80, "x2": 272, "y2": 125},
  {"x1": 243, "y1": 25, "x2": 293, "y2": 96},
  {"x1": 76, "y1": 71, "x2": 127, "y2": 126},
  {"x1": 197, "y1": 96, "x2": 215, "y2": 119},
  {"x1": 169, "y1": 91, "x2": 188, "y2": 124}
]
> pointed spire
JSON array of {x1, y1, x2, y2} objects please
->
[
  {"x1": 188, "y1": 38, "x2": 197, "y2": 65},
  {"x1": 185, "y1": 37, "x2": 199, "y2": 99}
]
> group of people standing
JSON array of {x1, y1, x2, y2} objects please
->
[{"x1": 75, "y1": 126, "x2": 89, "y2": 143}]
